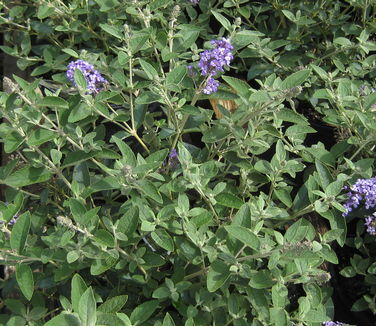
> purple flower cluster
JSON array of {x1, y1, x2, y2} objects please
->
[
  {"x1": 365, "y1": 212, "x2": 376, "y2": 235},
  {"x1": 198, "y1": 38, "x2": 233, "y2": 94},
  {"x1": 189, "y1": 0, "x2": 199, "y2": 4},
  {"x1": 66, "y1": 59, "x2": 108, "y2": 94},
  {"x1": 322, "y1": 322, "x2": 343, "y2": 326},
  {"x1": 342, "y1": 177, "x2": 376, "y2": 216},
  {"x1": 0, "y1": 212, "x2": 19, "y2": 226}
]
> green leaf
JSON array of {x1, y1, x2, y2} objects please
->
[
  {"x1": 39, "y1": 96, "x2": 68, "y2": 109},
  {"x1": 67, "y1": 251, "x2": 80, "y2": 264},
  {"x1": 139, "y1": 59, "x2": 158, "y2": 80},
  {"x1": 71, "y1": 274, "x2": 87, "y2": 313},
  {"x1": 96, "y1": 312, "x2": 129, "y2": 326},
  {"x1": 74, "y1": 69, "x2": 87, "y2": 90},
  {"x1": 270, "y1": 307, "x2": 287, "y2": 326},
  {"x1": 62, "y1": 48, "x2": 79, "y2": 58},
  {"x1": 28, "y1": 128, "x2": 57, "y2": 146},
  {"x1": 315, "y1": 160, "x2": 333, "y2": 189},
  {"x1": 61, "y1": 150, "x2": 98, "y2": 168},
  {"x1": 224, "y1": 226, "x2": 260, "y2": 250},
  {"x1": 215, "y1": 193, "x2": 243, "y2": 209},
  {"x1": 276, "y1": 108, "x2": 308, "y2": 125},
  {"x1": 284, "y1": 218, "x2": 311, "y2": 243},
  {"x1": 4, "y1": 131, "x2": 24, "y2": 153},
  {"x1": 68, "y1": 198, "x2": 86, "y2": 225},
  {"x1": 166, "y1": 66, "x2": 186, "y2": 91},
  {"x1": 207, "y1": 259, "x2": 230, "y2": 292},
  {"x1": 201, "y1": 125, "x2": 231, "y2": 143},
  {"x1": 340, "y1": 266, "x2": 356, "y2": 278},
  {"x1": 136, "y1": 179, "x2": 163, "y2": 203},
  {"x1": 135, "y1": 91, "x2": 162, "y2": 104},
  {"x1": 99, "y1": 23, "x2": 123, "y2": 39},
  {"x1": 325, "y1": 180, "x2": 343, "y2": 197},
  {"x1": 162, "y1": 313, "x2": 176, "y2": 326},
  {"x1": 333, "y1": 37, "x2": 352, "y2": 46},
  {"x1": 130, "y1": 31, "x2": 150, "y2": 53},
  {"x1": 318, "y1": 244, "x2": 338, "y2": 264},
  {"x1": 16, "y1": 264, "x2": 34, "y2": 301},
  {"x1": 10, "y1": 212, "x2": 31, "y2": 254},
  {"x1": 274, "y1": 188, "x2": 293, "y2": 207},
  {"x1": 222, "y1": 76, "x2": 250, "y2": 96},
  {"x1": 68, "y1": 103, "x2": 92, "y2": 123},
  {"x1": 4, "y1": 166, "x2": 51, "y2": 188},
  {"x1": 78, "y1": 287, "x2": 97, "y2": 326},
  {"x1": 130, "y1": 300, "x2": 159, "y2": 325},
  {"x1": 43, "y1": 313, "x2": 81, "y2": 326},
  {"x1": 111, "y1": 136, "x2": 136, "y2": 166},
  {"x1": 249, "y1": 270, "x2": 275, "y2": 289},
  {"x1": 93, "y1": 229, "x2": 115, "y2": 247},
  {"x1": 281, "y1": 69, "x2": 310, "y2": 90},
  {"x1": 281, "y1": 9, "x2": 296, "y2": 22},
  {"x1": 90, "y1": 256, "x2": 117, "y2": 275},
  {"x1": 98, "y1": 295, "x2": 128, "y2": 313},
  {"x1": 151, "y1": 229, "x2": 174, "y2": 251},
  {"x1": 211, "y1": 10, "x2": 231, "y2": 32}
]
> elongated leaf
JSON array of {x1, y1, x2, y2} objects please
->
[
  {"x1": 151, "y1": 229, "x2": 174, "y2": 251},
  {"x1": 136, "y1": 179, "x2": 163, "y2": 203},
  {"x1": 4, "y1": 131, "x2": 24, "y2": 153},
  {"x1": 211, "y1": 10, "x2": 231, "y2": 32},
  {"x1": 78, "y1": 287, "x2": 97, "y2": 326},
  {"x1": 4, "y1": 166, "x2": 51, "y2": 188},
  {"x1": 111, "y1": 136, "x2": 136, "y2": 166},
  {"x1": 43, "y1": 313, "x2": 81, "y2": 326},
  {"x1": 16, "y1": 264, "x2": 34, "y2": 300},
  {"x1": 315, "y1": 160, "x2": 333, "y2": 189},
  {"x1": 98, "y1": 295, "x2": 128, "y2": 313},
  {"x1": 276, "y1": 108, "x2": 308, "y2": 125},
  {"x1": 96, "y1": 312, "x2": 128, "y2": 326},
  {"x1": 281, "y1": 69, "x2": 310, "y2": 90},
  {"x1": 99, "y1": 23, "x2": 123, "y2": 39},
  {"x1": 10, "y1": 212, "x2": 31, "y2": 254},
  {"x1": 74, "y1": 69, "x2": 87, "y2": 90},
  {"x1": 62, "y1": 151, "x2": 98, "y2": 168},
  {"x1": 139, "y1": 59, "x2": 158, "y2": 80},
  {"x1": 39, "y1": 96, "x2": 68, "y2": 108},
  {"x1": 130, "y1": 300, "x2": 159, "y2": 325},
  {"x1": 162, "y1": 313, "x2": 176, "y2": 326},
  {"x1": 224, "y1": 226, "x2": 260, "y2": 250},
  {"x1": 71, "y1": 274, "x2": 87, "y2": 313},
  {"x1": 207, "y1": 260, "x2": 230, "y2": 292},
  {"x1": 28, "y1": 128, "x2": 57, "y2": 146},
  {"x1": 93, "y1": 229, "x2": 115, "y2": 247},
  {"x1": 90, "y1": 256, "x2": 117, "y2": 275},
  {"x1": 215, "y1": 193, "x2": 243, "y2": 209}
]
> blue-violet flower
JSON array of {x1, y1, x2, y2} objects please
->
[
  {"x1": 365, "y1": 212, "x2": 376, "y2": 235},
  {"x1": 322, "y1": 322, "x2": 343, "y2": 326},
  {"x1": 66, "y1": 59, "x2": 108, "y2": 94},
  {"x1": 342, "y1": 177, "x2": 376, "y2": 216},
  {"x1": 198, "y1": 38, "x2": 233, "y2": 94}
]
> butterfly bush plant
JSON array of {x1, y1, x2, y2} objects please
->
[{"x1": 0, "y1": 0, "x2": 375, "y2": 325}]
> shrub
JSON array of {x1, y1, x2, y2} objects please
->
[{"x1": 0, "y1": 0, "x2": 375, "y2": 325}]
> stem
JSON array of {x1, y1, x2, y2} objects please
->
[
  {"x1": 170, "y1": 90, "x2": 201, "y2": 150},
  {"x1": 129, "y1": 57, "x2": 136, "y2": 131}
]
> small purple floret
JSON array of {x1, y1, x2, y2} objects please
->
[
  {"x1": 66, "y1": 59, "x2": 108, "y2": 94},
  {"x1": 365, "y1": 212, "x2": 376, "y2": 235},
  {"x1": 342, "y1": 177, "x2": 376, "y2": 216},
  {"x1": 198, "y1": 37, "x2": 233, "y2": 95},
  {"x1": 322, "y1": 322, "x2": 344, "y2": 326},
  {"x1": 189, "y1": 0, "x2": 199, "y2": 4}
]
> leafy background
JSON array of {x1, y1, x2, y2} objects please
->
[{"x1": 0, "y1": 0, "x2": 375, "y2": 325}]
